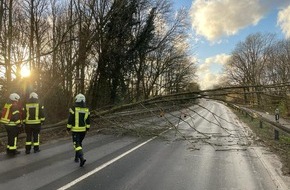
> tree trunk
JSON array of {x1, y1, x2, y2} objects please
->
[{"x1": 6, "y1": 0, "x2": 13, "y2": 89}]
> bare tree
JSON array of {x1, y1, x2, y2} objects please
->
[
  {"x1": 226, "y1": 33, "x2": 276, "y2": 105},
  {"x1": 0, "y1": 0, "x2": 197, "y2": 122}
]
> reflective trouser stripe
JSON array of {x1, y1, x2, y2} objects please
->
[
  {"x1": 34, "y1": 134, "x2": 40, "y2": 146},
  {"x1": 73, "y1": 141, "x2": 82, "y2": 151},
  {"x1": 26, "y1": 134, "x2": 40, "y2": 146},
  {"x1": 8, "y1": 137, "x2": 17, "y2": 150},
  {"x1": 75, "y1": 146, "x2": 82, "y2": 151},
  {"x1": 25, "y1": 121, "x2": 41, "y2": 124}
]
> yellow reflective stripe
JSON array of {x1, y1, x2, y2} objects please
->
[
  {"x1": 71, "y1": 107, "x2": 89, "y2": 131},
  {"x1": 1, "y1": 104, "x2": 11, "y2": 123},
  {"x1": 75, "y1": 107, "x2": 80, "y2": 128},
  {"x1": 14, "y1": 137, "x2": 17, "y2": 148},
  {"x1": 26, "y1": 142, "x2": 32, "y2": 145},
  {"x1": 86, "y1": 125, "x2": 90, "y2": 129},
  {"x1": 14, "y1": 119, "x2": 21, "y2": 124},
  {"x1": 25, "y1": 120, "x2": 41, "y2": 124},
  {"x1": 25, "y1": 103, "x2": 41, "y2": 123},
  {"x1": 67, "y1": 124, "x2": 72, "y2": 129},
  {"x1": 1, "y1": 119, "x2": 9, "y2": 124},
  {"x1": 69, "y1": 108, "x2": 74, "y2": 114},
  {"x1": 34, "y1": 134, "x2": 40, "y2": 145},
  {"x1": 36, "y1": 104, "x2": 39, "y2": 120},
  {"x1": 9, "y1": 137, "x2": 18, "y2": 150},
  {"x1": 75, "y1": 146, "x2": 82, "y2": 151},
  {"x1": 4, "y1": 104, "x2": 11, "y2": 120},
  {"x1": 85, "y1": 112, "x2": 89, "y2": 120},
  {"x1": 26, "y1": 104, "x2": 29, "y2": 120},
  {"x1": 4, "y1": 122, "x2": 20, "y2": 126},
  {"x1": 71, "y1": 127, "x2": 86, "y2": 132},
  {"x1": 12, "y1": 110, "x2": 19, "y2": 115}
]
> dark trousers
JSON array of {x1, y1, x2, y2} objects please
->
[
  {"x1": 25, "y1": 124, "x2": 41, "y2": 151},
  {"x1": 72, "y1": 132, "x2": 86, "y2": 159},
  {"x1": 5, "y1": 125, "x2": 19, "y2": 152}
]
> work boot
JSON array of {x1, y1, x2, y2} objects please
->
[
  {"x1": 34, "y1": 149, "x2": 41, "y2": 153},
  {"x1": 80, "y1": 157, "x2": 86, "y2": 167},
  {"x1": 25, "y1": 150, "x2": 31, "y2": 154},
  {"x1": 6, "y1": 149, "x2": 12, "y2": 156},
  {"x1": 12, "y1": 150, "x2": 21, "y2": 155}
]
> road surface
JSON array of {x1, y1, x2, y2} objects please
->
[{"x1": 0, "y1": 99, "x2": 289, "y2": 190}]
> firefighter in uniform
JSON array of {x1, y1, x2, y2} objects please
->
[
  {"x1": 0, "y1": 93, "x2": 22, "y2": 155},
  {"x1": 67, "y1": 93, "x2": 90, "y2": 167},
  {"x1": 23, "y1": 92, "x2": 45, "y2": 154}
]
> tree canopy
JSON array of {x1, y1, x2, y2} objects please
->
[{"x1": 0, "y1": 0, "x2": 196, "y2": 122}]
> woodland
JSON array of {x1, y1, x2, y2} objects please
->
[
  {"x1": 0, "y1": 0, "x2": 290, "y2": 122},
  {"x1": 0, "y1": 0, "x2": 197, "y2": 122}
]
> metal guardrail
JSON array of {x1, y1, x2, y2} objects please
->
[
  {"x1": 229, "y1": 103, "x2": 290, "y2": 139},
  {"x1": 2, "y1": 98, "x2": 288, "y2": 144}
]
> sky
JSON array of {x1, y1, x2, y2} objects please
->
[{"x1": 173, "y1": 0, "x2": 290, "y2": 90}]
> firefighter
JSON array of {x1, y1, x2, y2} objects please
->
[
  {"x1": 67, "y1": 93, "x2": 90, "y2": 167},
  {"x1": 23, "y1": 92, "x2": 45, "y2": 154},
  {"x1": 0, "y1": 93, "x2": 22, "y2": 155}
]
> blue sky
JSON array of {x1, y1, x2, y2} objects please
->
[{"x1": 173, "y1": 0, "x2": 290, "y2": 89}]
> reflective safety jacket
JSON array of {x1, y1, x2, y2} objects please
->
[
  {"x1": 23, "y1": 98, "x2": 45, "y2": 125},
  {"x1": 67, "y1": 103, "x2": 90, "y2": 132},
  {"x1": 0, "y1": 102, "x2": 21, "y2": 126}
]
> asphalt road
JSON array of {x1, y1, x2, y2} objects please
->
[{"x1": 0, "y1": 99, "x2": 289, "y2": 190}]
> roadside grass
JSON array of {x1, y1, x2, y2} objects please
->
[{"x1": 233, "y1": 109, "x2": 290, "y2": 176}]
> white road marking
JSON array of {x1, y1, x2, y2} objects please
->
[
  {"x1": 58, "y1": 116, "x2": 190, "y2": 190},
  {"x1": 57, "y1": 137, "x2": 157, "y2": 190}
]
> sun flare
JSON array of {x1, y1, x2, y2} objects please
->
[{"x1": 20, "y1": 65, "x2": 31, "y2": 78}]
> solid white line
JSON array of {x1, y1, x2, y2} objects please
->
[
  {"x1": 57, "y1": 136, "x2": 157, "y2": 190},
  {"x1": 58, "y1": 115, "x2": 189, "y2": 190}
]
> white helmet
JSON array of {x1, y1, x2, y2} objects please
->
[
  {"x1": 9, "y1": 93, "x2": 20, "y2": 102},
  {"x1": 29, "y1": 92, "x2": 38, "y2": 99},
  {"x1": 75, "y1": 93, "x2": 86, "y2": 103}
]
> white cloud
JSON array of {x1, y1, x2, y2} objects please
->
[
  {"x1": 196, "y1": 54, "x2": 230, "y2": 89},
  {"x1": 198, "y1": 72, "x2": 226, "y2": 90},
  {"x1": 204, "y1": 53, "x2": 230, "y2": 66},
  {"x1": 278, "y1": 5, "x2": 290, "y2": 39},
  {"x1": 190, "y1": 0, "x2": 267, "y2": 41}
]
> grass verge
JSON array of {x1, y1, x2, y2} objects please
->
[{"x1": 233, "y1": 109, "x2": 290, "y2": 176}]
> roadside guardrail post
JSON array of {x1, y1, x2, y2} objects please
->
[
  {"x1": 275, "y1": 108, "x2": 279, "y2": 123},
  {"x1": 274, "y1": 129, "x2": 279, "y2": 140}
]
